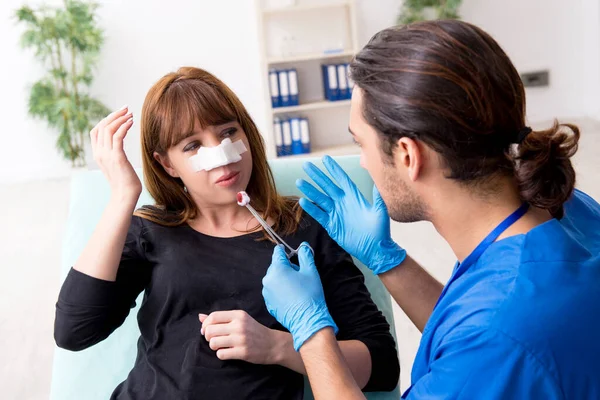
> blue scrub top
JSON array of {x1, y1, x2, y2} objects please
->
[{"x1": 403, "y1": 189, "x2": 600, "y2": 399}]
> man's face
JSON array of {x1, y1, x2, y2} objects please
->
[{"x1": 349, "y1": 88, "x2": 427, "y2": 223}]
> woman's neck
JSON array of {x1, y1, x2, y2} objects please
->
[{"x1": 188, "y1": 202, "x2": 258, "y2": 238}]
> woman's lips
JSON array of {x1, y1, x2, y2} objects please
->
[{"x1": 215, "y1": 171, "x2": 240, "y2": 187}]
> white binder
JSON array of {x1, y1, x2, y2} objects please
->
[{"x1": 278, "y1": 70, "x2": 290, "y2": 106}]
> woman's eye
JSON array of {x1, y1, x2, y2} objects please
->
[
  {"x1": 352, "y1": 138, "x2": 361, "y2": 147},
  {"x1": 221, "y1": 128, "x2": 238, "y2": 139},
  {"x1": 184, "y1": 142, "x2": 200, "y2": 152}
]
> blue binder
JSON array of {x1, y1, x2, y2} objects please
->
[
  {"x1": 322, "y1": 64, "x2": 339, "y2": 101},
  {"x1": 269, "y1": 69, "x2": 280, "y2": 108}
]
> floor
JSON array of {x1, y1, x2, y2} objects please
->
[
  {"x1": 1, "y1": 118, "x2": 599, "y2": 399},
  {"x1": 1, "y1": 179, "x2": 70, "y2": 400}
]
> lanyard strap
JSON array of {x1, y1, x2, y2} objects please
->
[
  {"x1": 433, "y1": 202, "x2": 530, "y2": 309},
  {"x1": 459, "y1": 202, "x2": 530, "y2": 276},
  {"x1": 403, "y1": 203, "x2": 531, "y2": 399}
]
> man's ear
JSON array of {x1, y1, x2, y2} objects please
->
[
  {"x1": 153, "y1": 151, "x2": 179, "y2": 178},
  {"x1": 394, "y1": 137, "x2": 423, "y2": 182}
]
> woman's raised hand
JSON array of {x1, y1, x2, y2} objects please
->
[{"x1": 90, "y1": 106, "x2": 141, "y2": 202}]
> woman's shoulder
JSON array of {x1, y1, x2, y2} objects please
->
[
  {"x1": 127, "y1": 211, "x2": 156, "y2": 244},
  {"x1": 130, "y1": 209, "x2": 158, "y2": 229},
  {"x1": 127, "y1": 207, "x2": 192, "y2": 255},
  {"x1": 132, "y1": 205, "x2": 185, "y2": 227},
  {"x1": 129, "y1": 206, "x2": 181, "y2": 237}
]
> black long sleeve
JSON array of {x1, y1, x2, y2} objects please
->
[
  {"x1": 54, "y1": 216, "x2": 152, "y2": 351},
  {"x1": 53, "y1": 211, "x2": 399, "y2": 399}
]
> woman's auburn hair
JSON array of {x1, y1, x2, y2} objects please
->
[{"x1": 135, "y1": 66, "x2": 303, "y2": 239}]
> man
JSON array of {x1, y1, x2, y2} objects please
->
[{"x1": 262, "y1": 20, "x2": 600, "y2": 399}]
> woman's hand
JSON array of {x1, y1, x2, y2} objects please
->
[
  {"x1": 90, "y1": 106, "x2": 141, "y2": 203},
  {"x1": 199, "y1": 310, "x2": 292, "y2": 366}
]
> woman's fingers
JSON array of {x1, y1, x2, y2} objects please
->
[
  {"x1": 202, "y1": 322, "x2": 232, "y2": 340},
  {"x1": 208, "y1": 335, "x2": 235, "y2": 351},
  {"x1": 101, "y1": 105, "x2": 128, "y2": 129},
  {"x1": 104, "y1": 113, "x2": 132, "y2": 150},
  {"x1": 202, "y1": 311, "x2": 236, "y2": 326},
  {"x1": 112, "y1": 116, "x2": 134, "y2": 152},
  {"x1": 87, "y1": 106, "x2": 142, "y2": 197},
  {"x1": 97, "y1": 105, "x2": 127, "y2": 135},
  {"x1": 94, "y1": 106, "x2": 128, "y2": 149},
  {"x1": 215, "y1": 347, "x2": 245, "y2": 361}
]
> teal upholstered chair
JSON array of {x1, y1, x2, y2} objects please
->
[{"x1": 50, "y1": 155, "x2": 400, "y2": 400}]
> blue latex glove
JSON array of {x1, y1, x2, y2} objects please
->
[
  {"x1": 296, "y1": 155, "x2": 407, "y2": 275},
  {"x1": 262, "y1": 242, "x2": 338, "y2": 351}
]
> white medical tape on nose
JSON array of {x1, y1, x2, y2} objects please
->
[{"x1": 189, "y1": 138, "x2": 247, "y2": 172}]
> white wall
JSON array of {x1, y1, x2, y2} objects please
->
[
  {"x1": 0, "y1": 0, "x2": 406, "y2": 185},
  {"x1": 358, "y1": 0, "x2": 600, "y2": 123},
  {"x1": 355, "y1": 0, "x2": 403, "y2": 46},
  {"x1": 90, "y1": 0, "x2": 267, "y2": 170},
  {"x1": 4, "y1": 0, "x2": 597, "y2": 185},
  {"x1": 461, "y1": 0, "x2": 591, "y2": 123},
  {"x1": 0, "y1": 0, "x2": 267, "y2": 184},
  {"x1": 582, "y1": 0, "x2": 600, "y2": 120}
]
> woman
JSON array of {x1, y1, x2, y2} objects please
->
[
  {"x1": 54, "y1": 67, "x2": 400, "y2": 399},
  {"x1": 262, "y1": 20, "x2": 600, "y2": 399}
]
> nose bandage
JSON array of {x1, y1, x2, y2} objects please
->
[{"x1": 189, "y1": 138, "x2": 247, "y2": 172}]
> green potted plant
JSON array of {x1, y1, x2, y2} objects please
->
[
  {"x1": 398, "y1": 0, "x2": 462, "y2": 25},
  {"x1": 15, "y1": 0, "x2": 110, "y2": 167}
]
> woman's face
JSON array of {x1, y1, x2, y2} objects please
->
[{"x1": 158, "y1": 120, "x2": 253, "y2": 208}]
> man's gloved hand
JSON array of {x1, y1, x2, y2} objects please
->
[
  {"x1": 262, "y1": 242, "x2": 338, "y2": 351},
  {"x1": 296, "y1": 155, "x2": 406, "y2": 275}
]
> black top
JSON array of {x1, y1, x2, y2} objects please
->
[{"x1": 54, "y1": 211, "x2": 400, "y2": 400}]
